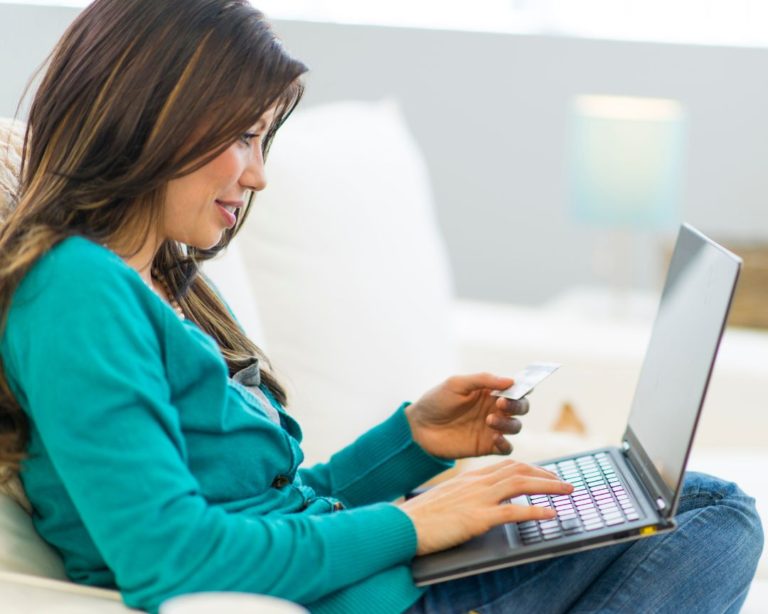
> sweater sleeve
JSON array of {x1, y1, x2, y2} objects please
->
[
  {"x1": 4, "y1": 246, "x2": 418, "y2": 613},
  {"x1": 298, "y1": 405, "x2": 454, "y2": 507}
]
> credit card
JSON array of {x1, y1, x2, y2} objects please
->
[{"x1": 491, "y1": 362, "x2": 561, "y2": 400}]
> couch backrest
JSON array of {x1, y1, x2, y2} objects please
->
[{"x1": 233, "y1": 99, "x2": 458, "y2": 463}]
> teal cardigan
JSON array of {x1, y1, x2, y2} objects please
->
[{"x1": 0, "y1": 236, "x2": 453, "y2": 613}]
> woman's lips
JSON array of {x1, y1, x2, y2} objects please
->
[
  {"x1": 215, "y1": 200, "x2": 240, "y2": 228},
  {"x1": 215, "y1": 199, "x2": 245, "y2": 209}
]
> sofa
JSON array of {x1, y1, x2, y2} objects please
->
[{"x1": 0, "y1": 101, "x2": 765, "y2": 612}]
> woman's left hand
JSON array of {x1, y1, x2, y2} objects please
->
[{"x1": 405, "y1": 373, "x2": 528, "y2": 460}]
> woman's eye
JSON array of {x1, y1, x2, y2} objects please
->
[{"x1": 239, "y1": 132, "x2": 259, "y2": 145}]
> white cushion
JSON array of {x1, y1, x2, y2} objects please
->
[
  {"x1": 235, "y1": 99, "x2": 458, "y2": 463},
  {"x1": 0, "y1": 493, "x2": 67, "y2": 580},
  {"x1": 202, "y1": 241, "x2": 268, "y2": 349},
  {"x1": 0, "y1": 571, "x2": 131, "y2": 612}
]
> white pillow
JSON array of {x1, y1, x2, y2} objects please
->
[
  {"x1": 0, "y1": 493, "x2": 67, "y2": 580},
  {"x1": 235, "y1": 99, "x2": 458, "y2": 464},
  {"x1": 202, "y1": 241, "x2": 268, "y2": 350}
]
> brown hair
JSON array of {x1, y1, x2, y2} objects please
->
[{"x1": 0, "y1": 0, "x2": 308, "y2": 473}]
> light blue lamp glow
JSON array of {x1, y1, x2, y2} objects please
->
[{"x1": 569, "y1": 95, "x2": 686, "y2": 229}]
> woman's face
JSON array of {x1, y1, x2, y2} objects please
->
[{"x1": 162, "y1": 106, "x2": 277, "y2": 249}]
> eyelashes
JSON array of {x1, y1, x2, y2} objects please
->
[{"x1": 239, "y1": 132, "x2": 260, "y2": 146}]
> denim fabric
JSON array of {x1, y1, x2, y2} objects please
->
[
  {"x1": 408, "y1": 472, "x2": 764, "y2": 614},
  {"x1": 231, "y1": 360, "x2": 282, "y2": 425}
]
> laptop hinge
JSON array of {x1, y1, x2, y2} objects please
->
[{"x1": 622, "y1": 437, "x2": 671, "y2": 514}]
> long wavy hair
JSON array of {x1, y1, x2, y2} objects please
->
[{"x1": 0, "y1": 0, "x2": 308, "y2": 474}]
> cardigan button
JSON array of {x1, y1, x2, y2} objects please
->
[{"x1": 271, "y1": 475, "x2": 291, "y2": 489}]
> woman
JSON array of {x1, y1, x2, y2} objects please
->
[{"x1": 0, "y1": 1, "x2": 762, "y2": 613}]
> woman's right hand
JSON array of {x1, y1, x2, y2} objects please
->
[{"x1": 398, "y1": 460, "x2": 573, "y2": 556}]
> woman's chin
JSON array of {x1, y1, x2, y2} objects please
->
[{"x1": 184, "y1": 231, "x2": 228, "y2": 251}]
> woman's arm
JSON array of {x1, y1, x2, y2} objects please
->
[{"x1": 297, "y1": 404, "x2": 454, "y2": 506}]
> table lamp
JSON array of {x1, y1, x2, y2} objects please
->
[
  {"x1": 567, "y1": 94, "x2": 687, "y2": 315},
  {"x1": 569, "y1": 94, "x2": 685, "y2": 229}
]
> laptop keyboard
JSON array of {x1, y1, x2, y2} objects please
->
[{"x1": 516, "y1": 452, "x2": 640, "y2": 545}]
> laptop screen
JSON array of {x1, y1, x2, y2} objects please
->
[{"x1": 625, "y1": 225, "x2": 740, "y2": 509}]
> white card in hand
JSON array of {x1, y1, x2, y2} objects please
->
[{"x1": 491, "y1": 362, "x2": 561, "y2": 400}]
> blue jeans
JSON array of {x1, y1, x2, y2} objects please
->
[{"x1": 408, "y1": 472, "x2": 764, "y2": 613}]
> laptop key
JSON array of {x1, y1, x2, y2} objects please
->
[
  {"x1": 584, "y1": 523, "x2": 604, "y2": 531},
  {"x1": 600, "y1": 507, "x2": 622, "y2": 518},
  {"x1": 521, "y1": 534, "x2": 543, "y2": 544},
  {"x1": 579, "y1": 510, "x2": 600, "y2": 520},
  {"x1": 598, "y1": 501, "x2": 619, "y2": 510},
  {"x1": 561, "y1": 518, "x2": 581, "y2": 531}
]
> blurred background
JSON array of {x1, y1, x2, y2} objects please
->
[
  {"x1": 2, "y1": 0, "x2": 768, "y2": 314},
  {"x1": 1, "y1": 3, "x2": 767, "y2": 605}
]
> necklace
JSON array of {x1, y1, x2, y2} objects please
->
[
  {"x1": 100, "y1": 242, "x2": 185, "y2": 320},
  {"x1": 151, "y1": 268, "x2": 186, "y2": 320}
]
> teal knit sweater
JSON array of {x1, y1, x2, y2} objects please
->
[{"x1": 0, "y1": 236, "x2": 453, "y2": 613}]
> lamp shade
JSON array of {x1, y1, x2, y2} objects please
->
[{"x1": 569, "y1": 95, "x2": 686, "y2": 229}]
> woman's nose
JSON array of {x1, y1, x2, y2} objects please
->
[{"x1": 240, "y1": 152, "x2": 267, "y2": 192}]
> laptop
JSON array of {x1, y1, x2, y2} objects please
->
[{"x1": 412, "y1": 223, "x2": 742, "y2": 586}]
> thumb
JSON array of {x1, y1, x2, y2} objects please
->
[{"x1": 451, "y1": 372, "x2": 514, "y2": 394}]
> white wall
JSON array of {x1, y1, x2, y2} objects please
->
[{"x1": 2, "y1": 3, "x2": 768, "y2": 304}]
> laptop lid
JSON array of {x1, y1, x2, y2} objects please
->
[{"x1": 621, "y1": 224, "x2": 741, "y2": 518}]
